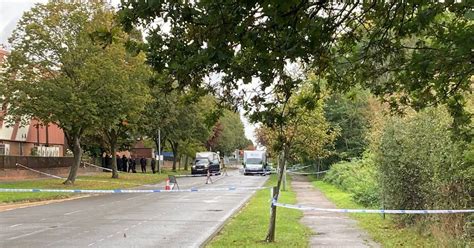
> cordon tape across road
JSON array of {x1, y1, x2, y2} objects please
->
[
  {"x1": 0, "y1": 187, "x2": 270, "y2": 194},
  {"x1": 272, "y1": 200, "x2": 474, "y2": 214}
]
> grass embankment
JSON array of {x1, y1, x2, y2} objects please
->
[
  {"x1": 208, "y1": 175, "x2": 311, "y2": 248},
  {"x1": 0, "y1": 170, "x2": 185, "y2": 203},
  {"x1": 311, "y1": 180, "x2": 438, "y2": 247}
]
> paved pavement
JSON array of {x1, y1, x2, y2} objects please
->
[
  {"x1": 0, "y1": 170, "x2": 267, "y2": 248},
  {"x1": 291, "y1": 175, "x2": 380, "y2": 248}
]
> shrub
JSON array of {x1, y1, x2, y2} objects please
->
[
  {"x1": 376, "y1": 107, "x2": 471, "y2": 240},
  {"x1": 324, "y1": 153, "x2": 379, "y2": 207}
]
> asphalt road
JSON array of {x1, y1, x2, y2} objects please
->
[{"x1": 0, "y1": 170, "x2": 268, "y2": 248}]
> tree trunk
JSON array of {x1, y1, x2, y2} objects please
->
[
  {"x1": 265, "y1": 145, "x2": 288, "y2": 242},
  {"x1": 169, "y1": 139, "x2": 178, "y2": 172},
  {"x1": 184, "y1": 155, "x2": 189, "y2": 171},
  {"x1": 110, "y1": 142, "x2": 119, "y2": 179},
  {"x1": 64, "y1": 136, "x2": 82, "y2": 185}
]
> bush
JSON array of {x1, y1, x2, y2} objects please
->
[
  {"x1": 324, "y1": 153, "x2": 379, "y2": 207},
  {"x1": 376, "y1": 107, "x2": 471, "y2": 241}
]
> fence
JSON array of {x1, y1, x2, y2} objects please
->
[{"x1": 0, "y1": 155, "x2": 74, "y2": 170}]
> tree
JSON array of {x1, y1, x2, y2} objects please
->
[
  {"x1": 322, "y1": 89, "x2": 371, "y2": 167},
  {"x1": 118, "y1": 1, "x2": 473, "y2": 241},
  {"x1": 88, "y1": 19, "x2": 151, "y2": 178},
  {"x1": 0, "y1": 2, "x2": 142, "y2": 184},
  {"x1": 118, "y1": 1, "x2": 473, "y2": 135},
  {"x1": 140, "y1": 86, "x2": 214, "y2": 171},
  {"x1": 207, "y1": 110, "x2": 252, "y2": 156},
  {"x1": 254, "y1": 81, "x2": 338, "y2": 241}
]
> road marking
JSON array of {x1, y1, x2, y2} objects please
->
[
  {"x1": 126, "y1": 196, "x2": 140, "y2": 201},
  {"x1": 98, "y1": 238, "x2": 104, "y2": 242},
  {"x1": 7, "y1": 228, "x2": 49, "y2": 240},
  {"x1": 64, "y1": 210, "x2": 82, "y2": 216},
  {"x1": 107, "y1": 234, "x2": 113, "y2": 238},
  {"x1": 88, "y1": 243, "x2": 95, "y2": 246},
  {"x1": 9, "y1": 224, "x2": 22, "y2": 228},
  {"x1": 124, "y1": 228, "x2": 129, "y2": 231}
]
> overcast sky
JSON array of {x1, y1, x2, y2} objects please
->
[{"x1": 0, "y1": 0, "x2": 258, "y2": 145}]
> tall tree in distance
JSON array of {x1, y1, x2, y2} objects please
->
[{"x1": 1, "y1": 2, "x2": 147, "y2": 184}]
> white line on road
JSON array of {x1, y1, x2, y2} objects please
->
[
  {"x1": 64, "y1": 210, "x2": 82, "y2": 216},
  {"x1": 98, "y1": 238, "x2": 104, "y2": 242},
  {"x1": 9, "y1": 224, "x2": 22, "y2": 228},
  {"x1": 107, "y1": 234, "x2": 113, "y2": 238},
  {"x1": 7, "y1": 228, "x2": 50, "y2": 240},
  {"x1": 88, "y1": 243, "x2": 95, "y2": 246}
]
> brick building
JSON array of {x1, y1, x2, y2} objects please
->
[{"x1": 0, "y1": 48, "x2": 66, "y2": 156}]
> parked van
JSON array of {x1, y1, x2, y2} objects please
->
[{"x1": 243, "y1": 150, "x2": 266, "y2": 175}]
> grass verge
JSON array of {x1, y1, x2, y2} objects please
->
[
  {"x1": 207, "y1": 175, "x2": 312, "y2": 248},
  {"x1": 0, "y1": 170, "x2": 184, "y2": 203},
  {"x1": 311, "y1": 180, "x2": 438, "y2": 247}
]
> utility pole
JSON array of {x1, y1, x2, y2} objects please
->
[{"x1": 158, "y1": 129, "x2": 162, "y2": 174}]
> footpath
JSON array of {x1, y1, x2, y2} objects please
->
[{"x1": 291, "y1": 175, "x2": 380, "y2": 248}]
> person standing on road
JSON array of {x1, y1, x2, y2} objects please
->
[
  {"x1": 151, "y1": 158, "x2": 156, "y2": 174},
  {"x1": 140, "y1": 157, "x2": 147, "y2": 173},
  {"x1": 122, "y1": 155, "x2": 128, "y2": 172}
]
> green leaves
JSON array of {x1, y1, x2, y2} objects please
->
[{"x1": 118, "y1": 1, "x2": 473, "y2": 139}]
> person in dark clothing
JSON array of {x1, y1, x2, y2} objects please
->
[
  {"x1": 116, "y1": 155, "x2": 122, "y2": 171},
  {"x1": 128, "y1": 156, "x2": 136, "y2": 173},
  {"x1": 140, "y1": 157, "x2": 147, "y2": 173},
  {"x1": 151, "y1": 158, "x2": 156, "y2": 174},
  {"x1": 122, "y1": 155, "x2": 128, "y2": 172}
]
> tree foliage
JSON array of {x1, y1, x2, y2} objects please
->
[
  {"x1": 1, "y1": 2, "x2": 148, "y2": 183},
  {"x1": 376, "y1": 107, "x2": 471, "y2": 236},
  {"x1": 118, "y1": 1, "x2": 473, "y2": 137},
  {"x1": 322, "y1": 89, "x2": 371, "y2": 165},
  {"x1": 207, "y1": 110, "x2": 252, "y2": 155}
]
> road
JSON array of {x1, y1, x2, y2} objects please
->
[{"x1": 0, "y1": 170, "x2": 268, "y2": 248}]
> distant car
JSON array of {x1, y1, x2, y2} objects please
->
[{"x1": 191, "y1": 158, "x2": 211, "y2": 175}]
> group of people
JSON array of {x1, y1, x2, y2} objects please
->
[{"x1": 103, "y1": 154, "x2": 158, "y2": 174}]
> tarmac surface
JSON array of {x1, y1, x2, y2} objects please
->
[
  {"x1": 292, "y1": 175, "x2": 380, "y2": 248},
  {"x1": 0, "y1": 170, "x2": 267, "y2": 248}
]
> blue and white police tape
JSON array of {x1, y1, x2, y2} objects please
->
[
  {"x1": 272, "y1": 201, "x2": 474, "y2": 214},
  {"x1": 16, "y1": 163, "x2": 142, "y2": 186},
  {"x1": 16, "y1": 163, "x2": 64, "y2": 179},
  {"x1": 81, "y1": 161, "x2": 115, "y2": 172},
  {"x1": 287, "y1": 170, "x2": 328, "y2": 175},
  {"x1": 287, "y1": 164, "x2": 312, "y2": 172},
  {"x1": 0, "y1": 186, "x2": 270, "y2": 194},
  {"x1": 174, "y1": 173, "x2": 222, "y2": 178}
]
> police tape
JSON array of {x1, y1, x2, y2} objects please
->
[
  {"x1": 272, "y1": 201, "x2": 474, "y2": 214},
  {"x1": 287, "y1": 170, "x2": 329, "y2": 175},
  {"x1": 174, "y1": 172, "x2": 222, "y2": 178},
  {"x1": 16, "y1": 163, "x2": 142, "y2": 186},
  {"x1": 81, "y1": 161, "x2": 114, "y2": 172},
  {"x1": 16, "y1": 163, "x2": 64, "y2": 179},
  {"x1": 287, "y1": 164, "x2": 312, "y2": 172},
  {"x1": 0, "y1": 186, "x2": 270, "y2": 194}
]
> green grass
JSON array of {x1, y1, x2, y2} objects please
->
[
  {"x1": 0, "y1": 170, "x2": 185, "y2": 203},
  {"x1": 311, "y1": 180, "x2": 438, "y2": 247},
  {"x1": 207, "y1": 175, "x2": 312, "y2": 248}
]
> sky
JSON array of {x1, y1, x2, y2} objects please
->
[{"x1": 0, "y1": 0, "x2": 258, "y2": 145}]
